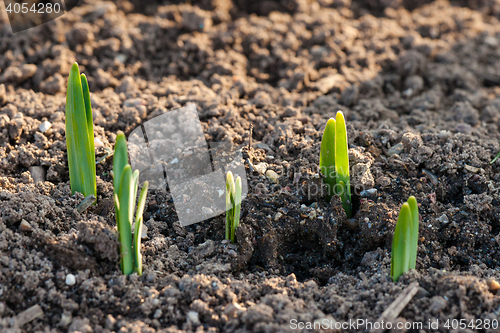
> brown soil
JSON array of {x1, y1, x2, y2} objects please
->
[{"x1": 1, "y1": 0, "x2": 500, "y2": 332}]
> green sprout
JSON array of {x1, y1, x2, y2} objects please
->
[
  {"x1": 320, "y1": 118, "x2": 336, "y2": 199},
  {"x1": 226, "y1": 171, "x2": 242, "y2": 244},
  {"x1": 65, "y1": 62, "x2": 96, "y2": 198},
  {"x1": 491, "y1": 150, "x2": 500, "y2": 164},
  {"x1": 113, "y1": 131, "x2": 149, "y2": 275},
  {"x1": 391, "y1": 196, "x2": 419, "y2": 282},
  {"x1": 319, "y1": 111, "x2": 352, "y2": 218}
]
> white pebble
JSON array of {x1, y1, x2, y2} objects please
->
[
  {"x1": 94, "y1": 137, "x2": 104, "y2": 149},
  {"x1": 170, "y1": 158, "x2": 179, "y2": 164},
  {"x1": 202, "y1": 207, "x2": 213, "y2": 215},
  {"x1": 266, "y1": 170, "x2": 279, "y2": 183},
  {"x1": 187, "y1": 311, "x2": 200, "y2": 325},
  {"x1": 39, "y1": 121, "x2": 51, "y2": 133},
  {"x1": 65, "y1": 274, "x2": 76, "y2": 286},
  {"x1": 360, "y1": 188, "x2": 377, "y2": 197},
  {"x1": 254, "y1": 162, "x2": 267, "y2": 174}
]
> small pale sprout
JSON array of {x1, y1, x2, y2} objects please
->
[{"x1": 226, "y1": 171, "x2": 242, "y2": 244}]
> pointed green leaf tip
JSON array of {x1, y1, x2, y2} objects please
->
[
  {"x1": 320, "y1": 118, "x2": 336, "y2": 200},
  {"x1": 65, "y1": 62, "x2": 96, "y2": 198},
  {"x1": 407, "y1": 196, "x2": 419, "y2": 270},
  {"x1": 117, "y1": 165, "x2": 134, "y2": 276},
  {"x1": 391, "y1": 197, "x2": 420, "y2": 282},
  {"x1": 113, "y1": 131, "x2": 129, "y2": 197},
  {"x1": 133, "y1": 181, "x2": 149, "y2": 275},
  {"x1": 334, "y1": 111, "x2": 352, "y2": 218}
]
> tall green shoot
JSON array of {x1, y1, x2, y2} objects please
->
[{"x1": 65, "y1": 62, "x2": 96, "y2": 197}]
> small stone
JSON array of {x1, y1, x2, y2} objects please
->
[
  {"x1": 485, "y1": 36, "x2": 498, "y2": 47},
  {"x1": 487, "y1": 279, "x2": 500, "y2": 291},
  {"x1": 360, "y1": 188, "x2": 377, "y2": 197},
  {"x1": 464, "y1": 164, "x2": 480, "y2": 173},
  {"x1": 16, "y1": 304, "x2": 44, "y2": 327},
  {"x1": 141, "y1": 224, "x2": 148, "y2": 240},
  {"x1": 115, "y1": 54, "x2": 127, "y2": 64},
  {"x1": 153, "y1": 309, "x2": 163, "y2": 319},
  {"x1": 228, "y1": 249, "x2": 237, "y2": 258},
  {"x1": 94, "y1": 137, "x2": 104, "y2": 149},
  {"x1": 29, "y1": 166, "x2": 46, "y2": 183},
  {"x1": 274, "y1": 212, "x2": 282, "y2": 221},
  {"x1": 65, "y1": 274, "x2": 76, "y2": 286},
  {"x1": 266, "y1": 170, "x2": 279, "y2": 183},
  {"x1": 19, "y1": 220, "x2": 31, "y2": 232},
  {"x1": 387, "y1": 142, "x2": 404, "y2": 156},
  {"x1": 202, "y1": 207, "x2": 213, "y2": 215},
  {"x1": 170, "y1": 158, "x2": 179, "y2": 164},
  {"x1": 437, "y1": 214, "x2": 449, "y2": 224},
  {"x1": 59, "y1": 311, "x2": 72, "y2": 327},
  {"x1": 39, "y1": 121, "x2": 52, "y2": 133},
  {"x1": 186, "y1": 311, "x2": 200, "y2": 325},
  {"x1": 105, "y1": 314, "x2": 116, "y2": 330},
  {"x1": 254, "y1": 162, "x2": 267, "y2": 174}
]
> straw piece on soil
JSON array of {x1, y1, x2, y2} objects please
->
[
  {"x1": 370, "y1": 281, "x2": 419, "y2": 333},
  {"x1": 16, "y1": 304, "x2": 44, "y2": 327}
]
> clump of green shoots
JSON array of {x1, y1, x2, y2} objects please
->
[
  {"x1": 319, "y1": 111, "x2": 352, "y2": 218},
  {"x1": 65, "y1": 62, "x2": 96, "y2": 197},
  {"x1": 113, "y1": 131, "x2": 149, "y2": 275},
  {"x1": 391, "y1": 196, "x2": 419, "y2": 282},
  {"x1": 226, "y1": 171, "x2": 242, "y2": 244}
]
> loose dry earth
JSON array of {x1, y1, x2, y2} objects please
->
[{"x1": 1, "y1": 0, "x2": 500, "y2": 332}]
